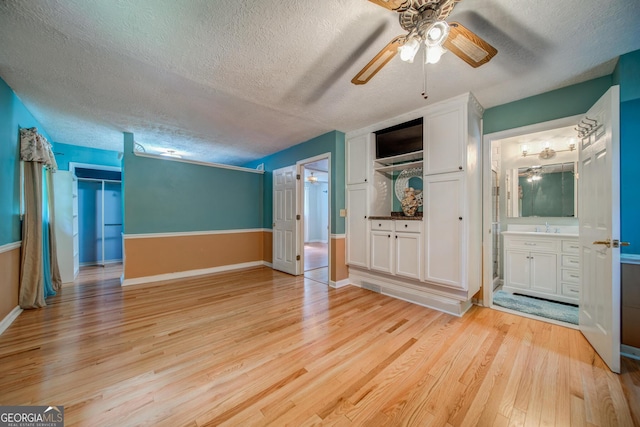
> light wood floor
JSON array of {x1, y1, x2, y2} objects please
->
[
  {"x1": 1, "y1": 266, "x2": 639, "y2": 426},
  {"x1": 304, "y1": 242, "x2": 328, "y2": 271}
]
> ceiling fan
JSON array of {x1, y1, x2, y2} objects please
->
[{"x1": 352, "y1": 0, "x2": 498, "y2": 86}]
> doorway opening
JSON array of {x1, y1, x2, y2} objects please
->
[
  {"x1": 482, "y1": 116, "x2": 582, "y2": 327},
  {"x1": 70, "y1": 163, "x2": 123, "y2": 271},
  {"x1": 300, "y1": 156, "x2": 330, "y2": 284}
]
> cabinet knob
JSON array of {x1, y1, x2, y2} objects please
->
[
  {"x1": 364, "y1": 178, "x2": 367, "y2": 182},
  {"x1": 459, "y1": 217, "x2": 463, "y2": 220},
  {"x1": 364, "y1": 216, "x2": 367, "y2": 218},
  {"x1": 459, "y1": 166, "x2": 463, "y2": 170},
  {"x1": 388, "y1": 234, "x2": 391, "y2": 238},
  {"x1": 404, "y1": 224, "x2": 408, "y2": 228},
  {"x1": 395, "y1": 235, "x2": 398, "y2": 239}
]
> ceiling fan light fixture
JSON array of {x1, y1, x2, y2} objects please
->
[
  {"x1": 424, "y1": 20, "x2": 450, "y2": 47},
  {"x1": 399, "y1": 36, "x2": 421, "y2": 62},
  {"x1": 307, "y1": 172, "x2": 318, "y2": 184},
  {"x1": 161, "y1": 149, "x2": 182, "y2": 159},
  {"x1": 425, "y1": 44, "x2": 446, "y2": 64}
]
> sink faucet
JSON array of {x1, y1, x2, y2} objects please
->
[{"x1": 545, "y1": 222, "x2": 550, "y2": 233}]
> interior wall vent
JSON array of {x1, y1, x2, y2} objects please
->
[{"x1": 362, "y1": 282, "x2": 381, "y2": 293}]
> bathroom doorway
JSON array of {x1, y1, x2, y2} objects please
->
[{"x1": 482, "y1": 116, "x2": 582, "y2": 327}]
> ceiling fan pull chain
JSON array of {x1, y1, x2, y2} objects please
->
[{"x1": 422, "y1": 48, "x2": 429, "y2": 99}]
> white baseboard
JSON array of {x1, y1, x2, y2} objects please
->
[
  {"x1": 122, "y1": 261, "x2": 270, "y2": 287},
  {"x1": 329, "y1": 278, "x2": 351, "y2": 288},
  {"x1": 349, "y1": 270, "x2": 470, "y2": 317},
  {"x1": 621, "y1": 344, "x2": 640, "y2": 361},
  {"x1": 0, "y1": 306, "x2": 22, "y2": 335}
]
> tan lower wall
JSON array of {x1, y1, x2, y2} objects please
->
[
  {"x1": 263, "y1": 231, "x2": 272, "y2": 264},
  {"x1": 331, "y1": 237, "x2": 348, "y2": 283},
  {"x1": 622, "y1": 262, "x2": 640, "y2": 348},
  {"x1": 0, "y1": 246, "x2": 21, "y2": 320},
  {"x1": 124, "y1": 231, "x2": 268, "y2": 279}
]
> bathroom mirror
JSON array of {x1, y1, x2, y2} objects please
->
[{"x1": 506, "y1": 162, "x2": 577, "y2": 217}]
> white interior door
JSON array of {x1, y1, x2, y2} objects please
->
[
  {"x1": 273, "y1": 165, "x2": 299, "y2": 275},
  {"x1": 578, "y1": 86, "x2": 621, "y2": 373}
]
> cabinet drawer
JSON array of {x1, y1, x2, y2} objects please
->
[
  {"x1": 561, "y1": 283, "x2": 580, "y2": 298},
  {"x1": 561, "y1": 269, "x2": 580, "y2": 283},
  {"x1": 561, "y1": 240, "x2": 580, "y2": 254},
  {"x1": 395, "y1": 221, "x2": 422, "y2": 233},
  {"x1": 371, "y1": 220, "x2": 393, "y2": 231},
  {"x1": 504, "y1": 238, "x2": 558, "y2": 251},
  {"x1": 561, "y1": 255, "x2": 580, "y2": 268}
]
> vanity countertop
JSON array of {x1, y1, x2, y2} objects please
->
[{"x1": 501, "y1": 231, "x2": 578, "y2": 238}]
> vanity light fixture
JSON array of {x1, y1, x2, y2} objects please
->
[{"x1": 521, "y1": 140, "x2": 577, "y2": 160}]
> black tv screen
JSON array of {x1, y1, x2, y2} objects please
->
[{"x1": 375, "y1": 117, "x2": 423, "y2": 159}]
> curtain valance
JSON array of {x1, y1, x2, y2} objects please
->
[{"x1": 20, "y1": 127, "x2": 57, "y2": 170}]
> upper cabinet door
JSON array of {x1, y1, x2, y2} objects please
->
[
  {"x1": 424, "y1": 106, "x2": 465, "y2": 175},
  {"x1": 346, "y1": 134, "x2": 371, "y2": 185}
]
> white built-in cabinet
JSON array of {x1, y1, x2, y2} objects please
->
[
  {"x1": 345, "y1": 93, "x2": 483, "y2": 315},
  {"x1": 423, "y1": 173, "x2": 464, "y2": 289},
  {"x1": 503, "y1": 233, "x2": 580, "y2": 304},
  {"x1": 346, "y1": 184, "x2": 369, "y2": 268},
  {"x1": 423, "y1": 105, "x2": 465, "y2": 174},
  {"x1": 346, "y1": 134, "x2": 370, "y2": 185},
  {"x1": 53, "y1": 170, "x2": 79, "y2": 284},
  {"x1": 346, "y1": 132, "x2": 371, "y2": 268}
]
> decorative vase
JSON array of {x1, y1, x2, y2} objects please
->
[{"x1": 401, "y1": 187, "x2": 419, "y2": 217}]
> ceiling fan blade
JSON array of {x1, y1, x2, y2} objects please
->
[
  {"x1": 437, "y1": 0, "x2": 462, "y2": 20},
  {"x1": 443, "y1": 22, "x2": 497, "y2": 68},
  {"x1": 352, "y1": 36, "x2": 405, "y2": 85},
  {"x1": 367, "y1": 0, "x2": 410, "y2": 11}
]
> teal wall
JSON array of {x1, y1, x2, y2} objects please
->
[
  {"x1": 0, "y1": 77, "x2": 53, "y2": 246},
  {"x1": 53, "y1": 142, "x2": 121, "y2": 171},
  {"x1": 483, "y1": 76, "x2": 612, "y2": 135},
  {"x1": 123, "y1": 133, "x2": 263, "y2": 234},
  {"x1": 244, "y1": 131, "x2": 346, "y2": 235},
  {"x1": 616, "y1": 50, "x2": 640, "y2": 255}
]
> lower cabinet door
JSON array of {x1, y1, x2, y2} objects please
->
[
  {"x1": 370, "y1": 231, "x2": 393, "y2": 274},
  {"x1": 505, "y1": 249, "x2": 531, "y2": 289},
  {"x1": 395, "y1": 232, "x2": 421, "y2": 280},
  {"x1": 530, "y1": 251, "x2": 558, "y2": 294}
]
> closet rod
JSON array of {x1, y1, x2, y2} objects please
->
[{"x1": 76, "y1": 177, "x2": 121, "y2": 184}]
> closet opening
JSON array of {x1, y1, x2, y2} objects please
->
[{"x1": 70, "y1": 163, "x2": 123, "y2": 270}]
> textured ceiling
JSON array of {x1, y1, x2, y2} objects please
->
[{"x1": 1, "y1": 0, "x2": 639, "y2": 165}]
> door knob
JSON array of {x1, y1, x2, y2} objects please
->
[
  {"x1": 593, "y1": 239, "x2": 611, "y2": 248},
  {"x1": 593, "y1": 239, "x2": 632, "y2": 248}
]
